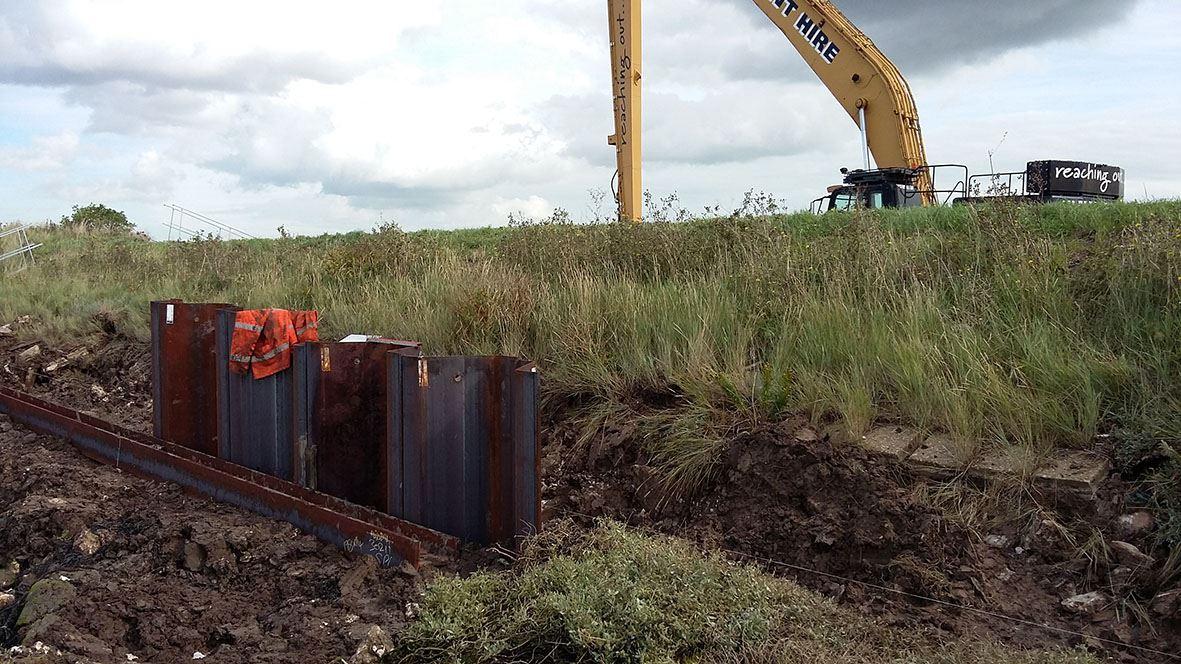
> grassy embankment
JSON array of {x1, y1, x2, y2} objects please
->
[{"x1": 3, "y1": 201, "x2": 1180, "y2": 518}]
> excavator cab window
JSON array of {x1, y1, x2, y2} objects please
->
[
  {"x1": 823, "y1": 179, "x2": 924, "y2": 213},
  {"x1": 831, "y1": 191, "x2": 856, "y2": 211}
]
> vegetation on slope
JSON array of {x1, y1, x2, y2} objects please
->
[
  {"x1": 3, "y1": 201, "x2": 1180, "y2": 523},
  {"x1": 393, "y1": 521, "x2": 1098, "y2": 664}
]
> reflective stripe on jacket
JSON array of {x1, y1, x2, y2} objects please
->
[{"x1": 229, "y1": 308, "x2": 320, "y2": 379}]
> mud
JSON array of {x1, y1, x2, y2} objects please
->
[
  {"x1": 0, "y1": 418, "x2": 427, "y2": 664},
  {"x1": 0, "y1": 334, "x2": 449, "y2": 663}
]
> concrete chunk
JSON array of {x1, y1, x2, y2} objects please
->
[
  {"x1": 909, "y1": 434, "x2": 961, "y2": 478},
  {"x1": 861, "y1": 426, "x2": 922, "y2": 459},
  {"x1": 968, "y1": 450, "x2": 1015, "y2": 481},
  {"x1": 1034, "y1": 453, "x2": 1110, "y2": 492},
  {"x1": 967, "y1": 447, "x2": 1041, "y2": 482}
]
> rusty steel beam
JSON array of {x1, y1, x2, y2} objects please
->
[{"x1": 0, "y1": 386, "x2": 459, "y2": 568}]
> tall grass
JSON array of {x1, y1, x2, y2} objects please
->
[{"x1": 3, "y1": 201, "x2": 1179, "y2": 489}]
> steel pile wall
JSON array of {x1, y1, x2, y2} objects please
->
[
  {"x1": 151, "y1": 300, "x2": 541, "y2": 547},
  {"x1": 292, "y1": 340, "x2": 420, "y2": 512},
  {"x1": 0, "y1": 386, "x2": 458, "y2": 568},
  {"x1": 390, "y1": 354, "x2": 540, "y2": 544},
  {"x1": 150, "y1": 300, "x2": 234, "y2": 456},
  {"x1": 215, "y1": 308, "x2": 295, "y2": 480}
]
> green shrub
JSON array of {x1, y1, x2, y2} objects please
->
[{"x1": 59, "y1": 203, "x2": 135, "y2": 232}]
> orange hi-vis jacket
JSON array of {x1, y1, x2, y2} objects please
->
[{"x1": 229, "y1": 309, "x2": 319, "y2": 379}]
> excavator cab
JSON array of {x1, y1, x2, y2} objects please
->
[{"x1": 813, "y1": 168, "x2": 925, "y2": 213}]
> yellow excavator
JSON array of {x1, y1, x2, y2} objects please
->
[{"x1": 606, "y1": 0, "x2": 1124, "y2": 221}]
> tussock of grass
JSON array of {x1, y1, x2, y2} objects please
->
[{"x1": 393, "y1": 521, "x2": 1098, "y2": 664}]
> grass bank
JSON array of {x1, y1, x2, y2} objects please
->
[{"x1": 2, "y1": 202, "x2": 1180, "y2": 496}]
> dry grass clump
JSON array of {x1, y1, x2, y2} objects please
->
[{"x1": 392, "y1": 521, "x2": 1099, "y2": 664}]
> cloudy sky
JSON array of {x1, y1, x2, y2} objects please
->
[{"x1": 1, "y1": 0, "x2": 1177, "y2": 237}]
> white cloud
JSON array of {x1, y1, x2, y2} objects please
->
[
  {"x1": 0, "y1": 0, "x2": 1173, "y2": 237},
  {"x1": 0, "y1": 0, "x2": 441, "y2": 90},
  {"x1": 492, "y1": 196, "x2": 554, "y2": 220},
  {"x1": 0, "y1": 131, "x2": 79, "y2": 171}
]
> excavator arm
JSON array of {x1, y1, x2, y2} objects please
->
[
  {"x1": 607, "y1": 0, "x2": 642, "y2": 222},
  {"x1": 607, "y1": 0, "x2": 934, "y2": 221},
  {"x1": 751, "y1": 0, "x2": 933, "y2": 195}
]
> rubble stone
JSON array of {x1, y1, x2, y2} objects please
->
[
  {"x1": 182, "y1": 542, "x2": 206, "y2": 572},
  {"x1": 17, "y1": 345, "x2": 41, "y2": 362},
  {"x1": 1117, "y1": 511, "x2": 1154, "y2": 539},
  {"x1": 1024, "y1": 518, "x2": 1068, "y2": 555},
  {"x1": 861, "y1": 426, "x2": 922, "y2": 459},
  {"x1": 1151, "y1": 589, "x2": 1181, "y2": 617},
  {"x1": 793, "y1": 427, "x2": 819, "y2": 443},
  {"x1": 74, "y1": 529, "x2": 103, "y2": 556},
  {"x1": 984, "y1": 534, "x2": 1013, "y2": 549},
  {"x1": 1061, "y1": 591, "x2": 1110, "y2": 615},
  {"x1": 0, "y1": 592, "x2": 15, "y2": 609},
  {"x1": 16, "y1": 578, "x2": 76, "y2": 628},
  {"x1": 1108, "y1": 567, "x2": 1134, "y2": 592},
  {"x1": 1110, "y1": 541, "x2": 1155, "y2": 568},
  {"x1": 0, "y1": 560, "x2": 19, "y2": 589},
  {"x1": 349, "y1": 625, "x2": 394, "y2": 664}
]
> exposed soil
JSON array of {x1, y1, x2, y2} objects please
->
[
  {"x1": 2, "y1": 324, "x2": 1178, "y2": 663},
  {"x1": 0, "y1": 421, "x2": 422, "y2": 663},
  {"x1": 544, "y1": 412, "x2": 1181, "y2": 663}
]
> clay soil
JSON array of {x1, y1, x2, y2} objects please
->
[{"x1": 2, "y1": 331, "x2": 1179, "y2": 663}]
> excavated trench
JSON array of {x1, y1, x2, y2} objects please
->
[{"x1": 1, "y1": 328, "x2": 1178, "y2": 663}]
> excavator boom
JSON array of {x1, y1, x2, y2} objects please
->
[
  {"x1": 751, "y1": 0, "x2": 932, "y2": 196},
  {"x1": 607, "y1": 0, "x2": 643, "y2": 222},
  {"x1": 608, "y1": 0, "x2": 935, "y2": 219}
]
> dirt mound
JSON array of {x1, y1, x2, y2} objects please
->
[
  {"x1": 692, "y1": 434, "x2": 966, "y2": 589},
  {"x1": 1, "y1": 332, "x2": 152, "y2": 432}
]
